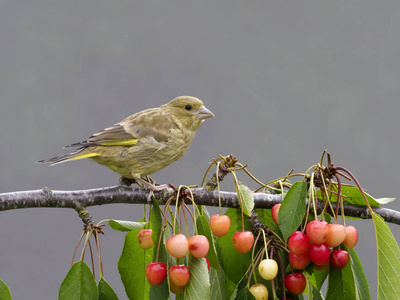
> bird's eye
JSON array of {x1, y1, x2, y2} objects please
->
[{"x1": 185, "y1": 105, "x2": 192, "y2": 111}]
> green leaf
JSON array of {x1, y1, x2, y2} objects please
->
[
  {"x1": 237, "y1": 184, "x2": 254, "y2": 216},
  {"x1": 255, "y1": 208, "x2": 279, "y2": 231},
  {"x1": 325, "y1": 258, "x2": 357, "y2": 300},
  {"x1": 150, "y1": 198, "x2": 164, "y2": 261},
  {"x1": 117, "y1": 230, "x2": 152, "y2": 300},
  {"x1": 349, "y1": 248, "x2": 371, "y2": 300},
  {"x1": 278, "y1": 181, "x2": 307, "y2": 241},
  {"x1": 306, "y1": 266, "x2": 328, "y2": 292},
  {"x1": 210, "y1": 267, "x2": 225, "y2": 300},
  {"x1": 59, "y1": 261, "x2": 98, "y2": 300},
  {"x1": 196, "y1": 215, "x2": 219, "y2": 270},
  {"x1": 215, "y1": 208, "x2": 253, "y2": 283},
  {"x1": 0, "y1": 278, "x2": 12, "y2": 300},
  {"x1": 184, "y1": 255, "x2": 211, "y2": 299},
  {"x1": 319, "y1": 185, "x2": 395, "y2": 208},
  {"x1": 228, "y1": 275, "x2": 248, "y2": 300},
  {"x1": 108, "y1": 220, "x2": 148, "y2": 232},
  {"x1": 98, "y1": 277, "x2": 119, "y2": 300},
  {"x1": 311, "y1": 284, "x2": 324, "y2": 300},
  {"x1": 371, "y1": 212, "x2": 400, "y2": 299},
  {"x1": 118, "y1": 200, "x2": 169, "y2": 300}
]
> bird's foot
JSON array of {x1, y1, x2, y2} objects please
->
[{"x1": 136, "y1": 178, "x2": 168, "y2": 202}]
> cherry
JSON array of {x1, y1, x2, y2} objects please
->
[
  {"x1": 330, "y1": 250, "x2": 349, "y2": 269},
  {"x1": 306, "y1": 220, "x2": 329, "y2": 244},
  {"x1": 271, "y1": 204, "x2": 281, "y2": 226},
  {"x1": 188, "y1": 235, "x2": 209, "y2": 258},
  {"x1": 308, "y1": 243, "x2": 330, "y2": 265},
  {"x1": 314, "y1": 259, "x2": 330, "y2": 271},
  {"x1": 169, "y1": 265, "x2": 190, "y2": 287},
  {"x1": 209, "y1": 214, "x2": 231, "y2": 237},
  {"x1": 288, "y1": 231, "x2": 310, "y2": 255},
  {"x1": 325, "y1": 224, "x2": 346, "y2": 247},
  {"x1": 138, "y1": 229, "x2": 154, "y2": 250},
  {"x1": 289, "y1": 251, "x2": 311, "y2": 269},
  {"x1": 285, "y1": 273, "x2": 306, "y2": 295},
  {"x1": 343, "y1": 225, "x2": 358, "y2": 249},
  {"x1": 232, "y1": 231, "x2": 254, "y2": 254},
  {"x1": 169, "y1": 280, "x2": 185, "y2": 295},
  {"x1": 249, "y1": 283, "x2": 269, "y2": 300},
  {"x1": 166, "y1": 234, "x2": 189, "y2": 258},
  {"x1": 145, "y1": 261, "x2": 167, "y2": 285},
  {"x1": 258, "y1": 259, "x2": 278, "y2": 280}
]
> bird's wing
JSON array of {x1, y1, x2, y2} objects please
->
[{"x1": 66, "y1": 123, "x2": 169, "y2": 148}]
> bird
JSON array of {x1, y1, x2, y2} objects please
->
[{"x1": 38, "y1": 96, "x2": 214, "y2": 201}]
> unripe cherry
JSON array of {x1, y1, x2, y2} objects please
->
[
  {"x1": 306, "y1": 220, "x2": 329, "y2": 244},
  {"x1": 166, "y1": 234, "x2": 189, "y2": 258}
]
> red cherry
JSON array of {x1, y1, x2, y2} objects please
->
[
  {"x1": 285, "y1": 273, "x2": 306, "y2": 295},
  {"x1": 288, "y1": 231, "x2": 310, "y2": 255},
  {"x1": 169, "y1": 265, "x2": 190, "y2": 287},
  {"x1": 166, "y1": 234, "x2": 189, "y2": 258},
  {"x1": 306, "y1": 220, "x2": 329, "y2": 244},
  {"x1": 232, "y1": 231, "x2": 254, "y2": 254},
  {"x1": 308, "y1": 243, "x2": 330, "y2": 265},
  {"x1": 145, "y1": 261, "x2": 167, "y2": 285},
  {"x1": 325, "y1": 224, "x2": 346, "y2": 247},
  {"x1": 343, "y1": 225, "x2": 358, "y2": 249},
  {"x1": 138, "y1": 229, "x2": 154, "y2": 250},
  {"x1": 330, "y1": 250, "x2": 349, "y2": 269},
  {"x1": 289, "y1": 251, "x2": 311, "y2": 269},
  {"x1": 188, "y1": 235, "x2": 209, "y2": 258},
  {"x1": 271, "y1": 204, "x2": 281, "y2": 226},
  {"x1": 209, "y1": 214, "x2": 231, "y2": 237}
]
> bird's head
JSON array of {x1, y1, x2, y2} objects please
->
[{"x1": 164, "y1": 96, "x2": 214, "y2": 131}]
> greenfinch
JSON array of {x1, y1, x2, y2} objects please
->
[{"x1": 39, "y1": 96, "x2": 214, "y2": 199}]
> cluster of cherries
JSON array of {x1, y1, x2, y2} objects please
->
[
  {"x1": 141, "y1": 202, "x2": 359, "y2": 298},
  {"x1": 273, "y1": 204, "x2": 359, "y2": 296},
  {"x1": 142, "y1": 229, "x2": 210, "y2": 294},
  {"x1": 142, "y1": 212, "x2": 256, "y2": 294}
]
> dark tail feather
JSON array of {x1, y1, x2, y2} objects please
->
[
  {"x1": 37, "y1": 147, "x2": 99, "y2": 165},
  {"x1": 37, "y1": 153, "x2": 77, "y2": 165}
]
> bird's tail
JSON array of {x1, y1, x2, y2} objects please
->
[{"x1": 37, "y1": 147, "x2": 100, "y2": 165}]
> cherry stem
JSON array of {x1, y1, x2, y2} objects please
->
[
  {"x1": 276, "y1": 251, "x2": 287, "y2": 300},
  {"x1": 93, "y1": 230, "x2": 103, "y2": 278},
  {"x1": 72, "y1": 232, "x2": 85, "y2": 266},
  {"x1": 249, "y1": 230, "x2": 262, "y2": 286},
  {"x1": 80, "y1": 231, "x2": 92, "y2": 262},
  {"x1": 232, "y1": 171, "x2": 245, "y2": 231},
  {"x1": 334, "y1": 174, "x2": 342, "y2": 221},
  {"x1": 335, "y1": 166, "x2": 373, "y2": 213},
  {"x1": 260, "y1": 229, "x2": 270, "y2": 259},
  {"x1": 216, "y1": 162, "x2": 222, "y2": 216},
  {"x1": 310, "y1": 173, "x2": 318, "y2": 219},
  {"x1": 156, "y1": 196, "x2": 174, "y2": 262},
  {"x1": 236, "y1": 162, "x2": 269, "y2": 189},
  {"x1": 182, "y1": 204, "x2": 190, "y2": 238},
  {"x1": 88, "y1": 237, "x2": 95, "y2": 278}
]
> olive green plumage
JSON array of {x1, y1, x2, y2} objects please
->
[{"x1": 39, "y1": 96, "x2": 214, "y2": 187}]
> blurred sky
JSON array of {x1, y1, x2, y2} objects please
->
[{"x1": 1, "y1": 1, "x2": 400, "y2": 299}]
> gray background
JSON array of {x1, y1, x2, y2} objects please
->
[{"x1": 1, "y1": 1, "x2": 400, "y2": 299}]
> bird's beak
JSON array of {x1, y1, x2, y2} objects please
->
[{"x1": 196, "y1": 106, "x2": 214, "y2": 120}]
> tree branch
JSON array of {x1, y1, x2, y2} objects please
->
[{"x1": 0, "y1": 186, "x2": 399, "y2": 225}]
